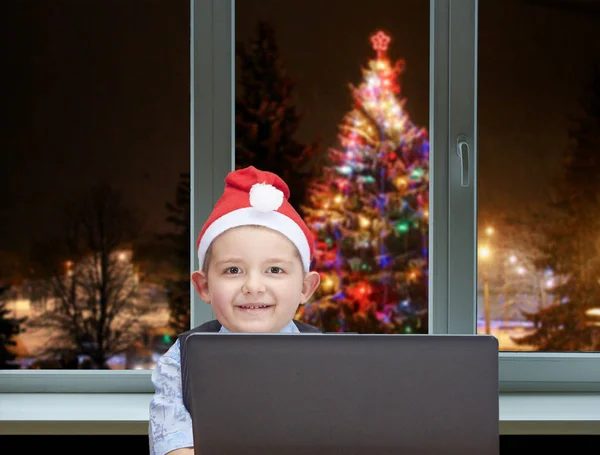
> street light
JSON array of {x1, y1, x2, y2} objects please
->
[
  {"x1": 479, "y1": 246, "x2": 491, "y2": 259},
  {"x1": 586, "y1": 308, "x2": 600, "y2": 318},
  {"x1": 503, "y1": 257, "x2": 524, "y2": 329},
  {"x1": 65, "y1": 260, "x2": 74, "y2": 278},
  {"x1": 479, "y1": 245, "x2": 492, "y2": 335},
  {"x1": 503, "y1": 255, "x2": 518, "y2": 329}
]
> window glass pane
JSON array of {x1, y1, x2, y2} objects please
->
[
  {"x1": 1, "y1": 1, "x2": 190, "y2": 370},
  {"x1": 477, "y1": 0, "x2": 600, "y2": 351},
  {"x1": 235, "y1": 0, "x2": 430, "y2": 333}
]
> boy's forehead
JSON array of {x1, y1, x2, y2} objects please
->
[{"x1": 210, "y1": 226, "x2": 301, "y2": 258}]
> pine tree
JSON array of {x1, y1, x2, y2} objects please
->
[
  {"x1": 163, "y1": 173, "x2": 191, "y2": 334},
  {"x1": 297, "y1": 31, "x2": 429, "y2": 334},
  {"x1": 0, "y1": 286, "x2": 26, "y2": 369},
  {"x1": 514, "y1": 64, "x2": 600, "y2": 351},
  {"x1": 235, "y1": 21, "x2": 321, "y2": 213}
]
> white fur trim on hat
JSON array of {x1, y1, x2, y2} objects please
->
[
  {"x1": 249, "y1": 183, "x2": 284, "y2": 212},
  {"x1": 198, "y1": 207, "x2": 311, "y2": 271}
]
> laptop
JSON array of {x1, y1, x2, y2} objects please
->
[{"x1": 182, "y1": 333, "x2": 499, "y2": 455}]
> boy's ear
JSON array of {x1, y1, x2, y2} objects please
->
[
  {"x1": 191, "y1": 271, "x2": 211, "y2": 304},
  {"x1": 299, "y1": 271, "x2": 321, "y2": 304}
]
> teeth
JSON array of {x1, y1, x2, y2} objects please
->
[{"x1": 240, "y1": 305, "x2": 268, "y2": 309}]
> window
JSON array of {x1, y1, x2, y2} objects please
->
[
  {"x1": 474, "y1": 0, "x2": 600, "y2": 391},
  {"x1": 477, "y1": 0, "x2": 600, "y2": 352},
  {"x1": 1, "y1": 0, "x2": 190, "y2": 392},
  {"x1": 4, "y1": 0, "x2": 598, "y2": 394},
  {"x1": 234, "y1": 0, "x2": 430, "y2": 334}
]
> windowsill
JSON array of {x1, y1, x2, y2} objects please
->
[{"x1": 1, "y1": 393, "x2": 599, "y2": 435}]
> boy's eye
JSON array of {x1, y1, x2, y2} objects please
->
[
  {"x1": 224, "y1": 267, "x2": 241, "y2": 274},
  {"x1": 268, "y1": 266, "x2": 284, "y2": 274}
]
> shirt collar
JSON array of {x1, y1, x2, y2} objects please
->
[{"x1": 218, "y1": 320, "x2": 299, "y2": 333}]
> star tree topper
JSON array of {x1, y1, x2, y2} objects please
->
[{"x1": 370, "y1": 30, "x2": 391, "y2": 59}]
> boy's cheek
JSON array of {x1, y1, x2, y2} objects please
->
[{"x1": 209, "y1": 292, "x2": 230, "y2": 309}]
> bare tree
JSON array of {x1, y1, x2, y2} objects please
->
[{"x1": 29, "y1": 184, "x2": 151, "y2": 368}]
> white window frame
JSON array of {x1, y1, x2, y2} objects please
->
[{"x1": 2, "y1": 0, "x2": 598, "y2": 395}]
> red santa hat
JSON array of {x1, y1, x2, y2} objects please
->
[{"x1": 197, "y1": 166, "x2": 314, "y2": 271}]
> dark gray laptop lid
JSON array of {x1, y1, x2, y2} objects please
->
[{"x1": 183, "y1": 333, "x2": 499, "y2": 455}]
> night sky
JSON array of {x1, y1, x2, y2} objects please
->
[
  {"x1": 2, "y1": 1, "x2": 190, "y2": 256},
  {"x1": 2, "y1": 0, "x2": 600, "y2": 265}
]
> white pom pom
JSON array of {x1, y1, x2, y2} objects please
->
[{"x1": 249, "y1": 182, "x2": 284, "y2": 212}]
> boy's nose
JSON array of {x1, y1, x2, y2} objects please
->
[{"x1": 241, "y1": 272, "x2": 266, "y2": 295}]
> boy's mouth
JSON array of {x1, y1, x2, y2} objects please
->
[{"x1": 236, "y1": 304, "x2": 274, "y2": 310}]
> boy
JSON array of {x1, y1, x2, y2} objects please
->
[{"x1": 149, "y1": 166, "x2": 322, "y2": 455}]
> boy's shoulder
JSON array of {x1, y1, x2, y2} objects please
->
[
  {"x1": 180, "y1": 319, "x2": 223, "y2": 337},
  {"x1": 291, "y1": 320, "x2": 322, "y2": 333},
  {"x1": 178, "y1": 319, "x2": 322, "y2": 338}
]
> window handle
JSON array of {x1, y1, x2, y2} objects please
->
[{"x1": 456, "y1": 135, "x2": 470, "y2": 187}]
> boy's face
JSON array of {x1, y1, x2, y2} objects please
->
[{"x1": 191, "y1": 226, "x2": 320, "y2": 333}]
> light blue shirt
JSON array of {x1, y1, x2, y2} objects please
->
[{"x1": 149, "y1": 320, "x2": 300, "y2": 455}]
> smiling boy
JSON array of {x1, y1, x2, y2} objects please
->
[{"x1": 149, "y1": 166, "x2": 322, "y2": 455}]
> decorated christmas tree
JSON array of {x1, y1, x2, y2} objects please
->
[{"x1": 297, "y1": 31, "x2": 429, "y2": 334}]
